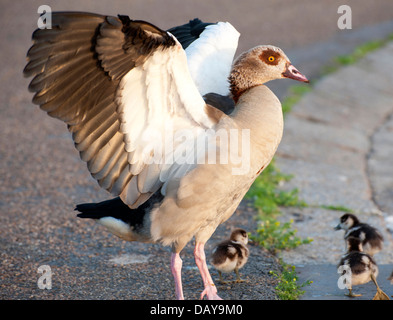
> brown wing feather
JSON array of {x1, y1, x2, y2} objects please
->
[{"x1": 24, "y1": 12, "x2": 176, "y2": 206}]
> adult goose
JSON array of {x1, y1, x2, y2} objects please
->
[{"x1": 24, "y1": 12, "x2": 308, "y2": 300}]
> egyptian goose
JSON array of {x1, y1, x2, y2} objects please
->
[
  {"x1": 335, "y1": 213, "x2": 384, "y2": 256},
  {"x1": 337, "y1": 237, "x2": 389, "y2": 299},
  {"x1": 24, "y1": 12, "x2": 308, "y2": 300},
  {"x1": 211, "y1": 228, "x2": 249, "y2": 284}
]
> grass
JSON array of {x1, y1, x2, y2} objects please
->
[
  {"x1": 246, "y1": 157, "x2": 313, "y2": 299},
  {"x1": 252, "y1": 219, "x2": 312, "y2": 254},
  {"x1": 246, "y1": 159, "x2": 311, "y2": 254},
  {"x1": 335, "y1": 40, "x2": 385, "y2": 65},
  {"x1": 319, "y1": 204, "x2": 353, "y2": 212},
  {"x1": 246, "y1": 159, "x2": 305, "y2": 216},
  {"x1": 270, "y1": 263, "x2": 313, "y2": 300},
  {"x1": 323, "y1": 33, "x2": 393, "y2": 74},
  {"x1": 281, "y1": 85, "x2": 312, "y2": 114}
]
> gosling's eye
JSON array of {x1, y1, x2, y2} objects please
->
[{"x1": 268, "y1": 56, "x2": 275, "y2": 62}]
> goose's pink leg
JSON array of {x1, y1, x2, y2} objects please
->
[
  {"x1": 171, "y1": 252, "x2": 184, "y2": 300},
  {"x1": 194, "y1": 242, "x2": 222, "y2": 300}
]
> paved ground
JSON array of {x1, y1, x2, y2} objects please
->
[
  {"x1": 1, "y1": 0, "x2": 393, "y2": 301},
  {"x1": 296, "y1": 264, "x2": 392, "y2": 300}
]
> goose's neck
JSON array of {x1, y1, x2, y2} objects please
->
[
  {"x1": 228, "y1": 60, "x2": 272, "y2": 104},
  {"x1": 230, "y1": 85, "x2": 283, "y2": 151},
  {"x1": 228, "y1": 70, "x2": 250, "y2": 103},
  {"x1": 231, "y1": 86, "x2": 282, "y2": 124}
]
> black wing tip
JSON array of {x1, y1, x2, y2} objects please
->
[
  {"x1": 189, "y1": 18, "x2": 203, "y2": 25},
  {"x1": 189, "y1": 18, "x2": 215, "y2": 27},
  {"x1": 167, "y1": 18, "x2": 216, "y2": 50},
  {"x1": 75, "y1": 204, "x2": 103, "y2": 220},
  {"x1": 76, "y1": 213, "x2": 100, "y2": 220}
]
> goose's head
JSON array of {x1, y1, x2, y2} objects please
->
[{"x1": 229, "y1": 45, "x2": 308, "y2": 102}]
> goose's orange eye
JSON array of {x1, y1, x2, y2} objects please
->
[{"x1": 268, "y1": 56, "x2": 275, "y2": 62}]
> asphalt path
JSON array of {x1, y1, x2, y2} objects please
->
[{"x1": 1, "y1": 0, "x2": 393, "y2": 302}]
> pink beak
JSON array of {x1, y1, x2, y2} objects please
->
[{"x1": 282, "y1": 64, "x2": 309, "y2": 83}]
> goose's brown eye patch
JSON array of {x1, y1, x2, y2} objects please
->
[{"x1": 260, "y1": 49, "x2": 280, "y2": 65}]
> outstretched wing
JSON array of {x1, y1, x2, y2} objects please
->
[{"x1": 24, "y1": 12, "x2": 218, "y2": 208}]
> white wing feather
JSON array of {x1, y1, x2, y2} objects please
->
[
  {"x1": 185, "y1": 22, "x2": 240, "y2": 96},
  {"x1": 116, "y1": 36, "x2": 216, "y2": 205}
]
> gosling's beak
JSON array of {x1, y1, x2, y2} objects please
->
[
  {"x1": 282, "y1": 64, "x2": 309, "y2": 83},
  {"x1": 334, "y1": 224, "x2": 341, "y2": 231}
]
